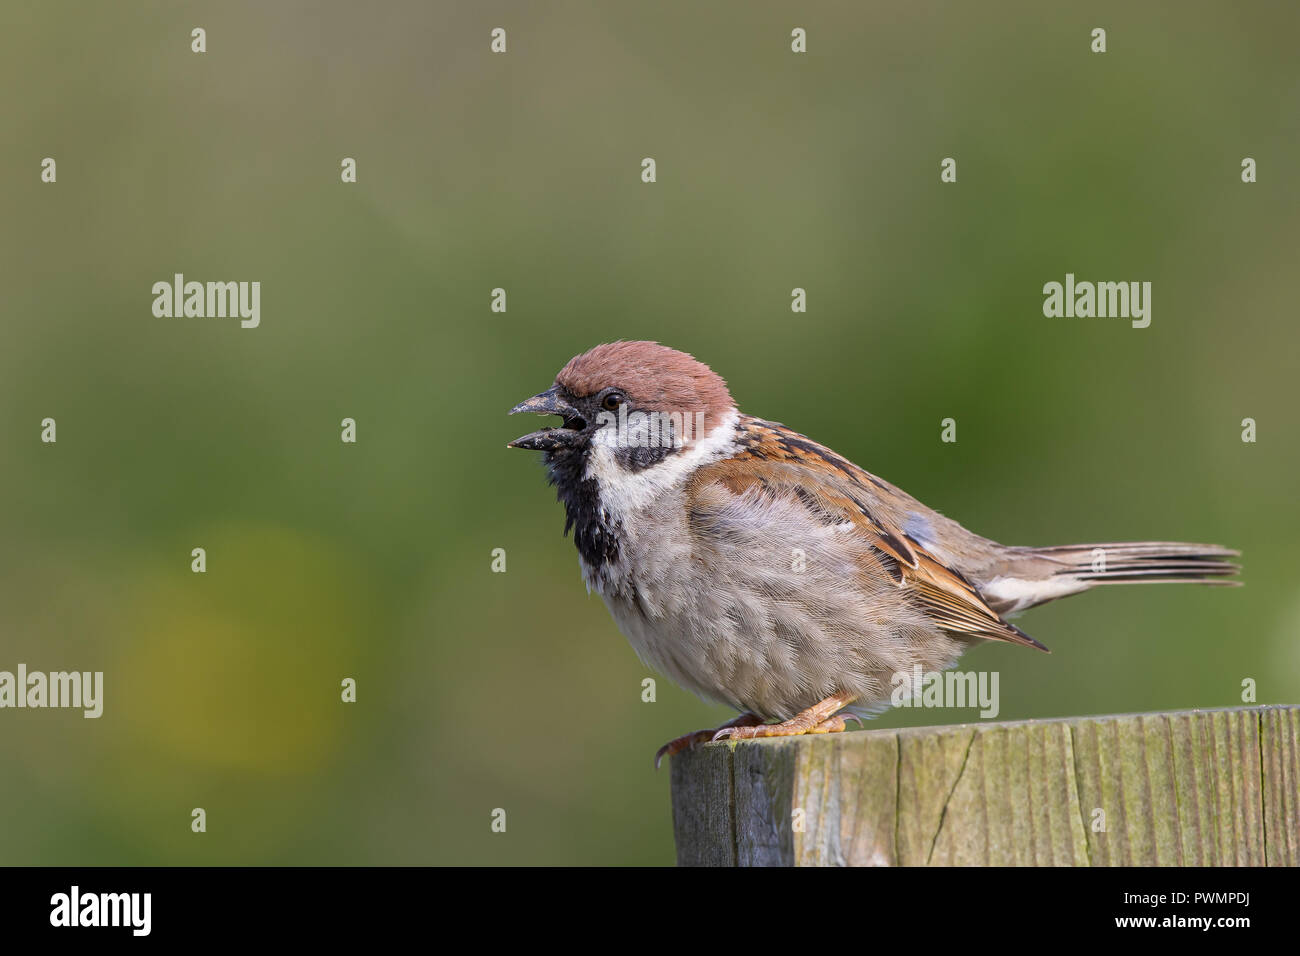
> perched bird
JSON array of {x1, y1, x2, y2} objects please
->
[{"x1": 508, "y1": 341, "x2": 1240, "y2": 766}]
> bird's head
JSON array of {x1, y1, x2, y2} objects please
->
[{"x1": 507, "y1": 341, "x2": 734, "y2": 466}]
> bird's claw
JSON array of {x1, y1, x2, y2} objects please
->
[
  {"x1": 653, "y1": 729, "x2": 716, "y2": 769},
  {"x1": 655, "y1": 713, "x2": 765, "y2": 768}
]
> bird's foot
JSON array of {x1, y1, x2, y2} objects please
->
[
  {"x1": 654, "y1": 712, "x2": 763, "y2": 769},
  {"x1": 712, "y1": 692, "x2": 860, "y2": 742}
]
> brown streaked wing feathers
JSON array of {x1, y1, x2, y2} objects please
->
[{"x1": 685, "y1": 418, "x2": 1049, "y2": 652}]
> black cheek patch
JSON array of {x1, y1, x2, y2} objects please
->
[{"x1": 614, "y1": 443, "x2": 677, "y2": 471}]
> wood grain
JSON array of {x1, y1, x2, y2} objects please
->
[{"x1": 670, "y1": 705, "x2": 1299, "y2": 866}]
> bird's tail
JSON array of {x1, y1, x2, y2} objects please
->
[
  {"x1": 983, "y1": 541, "x2": 1241, "y2": 614},
  {"x1": 1034, "y1": 541, "x2": 1241, "y2": 586}
]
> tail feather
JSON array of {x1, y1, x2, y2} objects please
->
[
  {"x1": 981, "y1": 541, "x2": 1240, "y2": 614},
  {"x1": 1041, "y1": 542, "x2": 1240, "y2": 585}
]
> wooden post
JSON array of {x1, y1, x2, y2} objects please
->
[{"x1": 670, "y1": 705, "x2": 1299, "y2": 866}]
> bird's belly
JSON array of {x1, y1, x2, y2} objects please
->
[
  {"x1": 599, "y1": 589, "x2": 757, "y2": 712},
  {"x1": 590, "y1": 556, "x2": 966, "y2": 722},
  {"x1": 577, "y1": 488, "x2": 975, "y2": 721}
]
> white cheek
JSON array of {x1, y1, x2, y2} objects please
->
[{"x1": 585, "y1": 409, "x2": 739, "y2": 521}]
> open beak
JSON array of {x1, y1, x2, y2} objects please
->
[{"x1": 507, "y1": 386, "x2": 586, "y2": 450}]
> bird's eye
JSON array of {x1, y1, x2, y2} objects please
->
[{"x1": 601, "y1": 391, "x2": 625, "y2": 411}]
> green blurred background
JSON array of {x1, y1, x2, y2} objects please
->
[{"x1": 1, "y1": 1, "x2": 1296, "y2": 865}]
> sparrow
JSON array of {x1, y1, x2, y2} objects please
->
[{"x1": 508, "y1": 341, "x2": 1240, "y2": 767}]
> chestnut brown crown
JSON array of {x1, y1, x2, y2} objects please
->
[{"x1": 556, "y1": 341, "x2": 734, "y2": 431}]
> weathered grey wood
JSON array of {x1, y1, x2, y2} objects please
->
[
  {"x1": 670, "y1": 744, "x2": 735, "y2": 865},
  {"x1": 1260, "y1": 705, "x2": 1300, "y2": 865},
  {"x1": 670, "y1": 705, "x2": 1300, "y2": 866}
]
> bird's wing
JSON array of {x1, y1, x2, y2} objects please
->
[{"x1": 684, "y1": 418, "x2": 1048, "y2": 651}]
